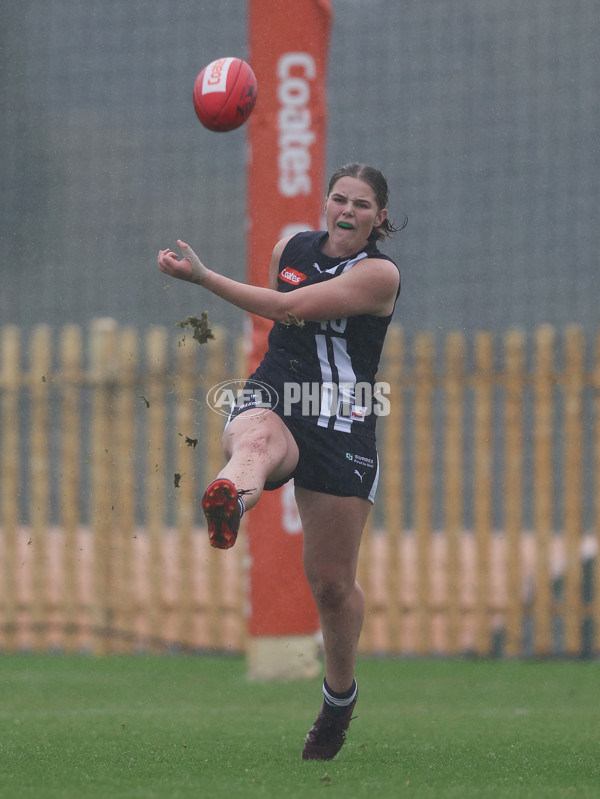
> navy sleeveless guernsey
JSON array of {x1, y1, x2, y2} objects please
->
[{"x1": 249, "y1": 230, "x2": 400, "y2": 439}]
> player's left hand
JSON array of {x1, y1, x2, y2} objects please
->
[{"x1": 157, "y1": 240, "x2": 209, "y2": 285}]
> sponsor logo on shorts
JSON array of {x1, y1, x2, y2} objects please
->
[
  {"x1": 346, "y1": 453, "x2": 375, "y2": 469},
  {"x1": 280, "y1": 267, "x2": 307, "y2": 285}
]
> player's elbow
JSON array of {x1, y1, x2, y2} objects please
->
[{"x1": 271, "y1": 296, "x2": 307, "y2": 326}]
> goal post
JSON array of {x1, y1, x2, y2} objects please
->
[{"x1": 245, "y1": 0, "x2": 333, "y2": 680}]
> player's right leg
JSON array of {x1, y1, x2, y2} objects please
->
[{"x1": 202, "y1": 409, "x2": 299, "y2": 549}]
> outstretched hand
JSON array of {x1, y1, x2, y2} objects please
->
[{"x1": 157, "y1": 240, "x2": 209, "y2": 285}]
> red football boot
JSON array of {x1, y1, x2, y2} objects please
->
[{"x1": 201, "y1": 478, "x2": 241, "y2": 550}]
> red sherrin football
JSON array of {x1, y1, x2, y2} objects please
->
[{"x1": 193, "y1": 57, "x2": 258, "y2": 132}]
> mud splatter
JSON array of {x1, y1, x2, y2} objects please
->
[
  {"x1": 176, "y1": 312, "x2": 215, "y2": 344},
  {"x1": 178, "y1": 433, "x2": 198, "y2": 448},
  {"x1": 281, "y1": 312, "x2": 305, "y2": 328}
]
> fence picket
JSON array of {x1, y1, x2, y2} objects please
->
[
  {"x1": 474, "y1": 332, "x2": 494, "y2": 655},
  {"x1": 201, "y1": 328, "x2": 228, "y2": 650},
  {"x1": 563, "y1": 325, "x2": 584, "y2": 655},
  {"x1": 444, "y1": 332, "x2": 465, "y2": 654},
  {"x1": 504, "y1": 330, "x2": 525, "y2": 656},
  {"x1": 533, "y1": 326, "x2": 555, "y2": 655},
  {"x1": 30, "y1": 325, "x2": 52, "y2": 651},
  {"x1": 1, "y1": 326, "x2": 21, "y2": 652},
  {"x1": 414, "y1": 332, "x2": 435, "y2": 654},
  {"x1": 175, "y1": 333, "x2": 198, "y2": 649},
  {"x1": 60, "y1": 325, "x2": 82, "y2": 652},
  {"x1": 381, "y1": 325, "x2": 404, "y2": 653},
  {"x1": 115, "y1": 327, "x2": 138, "y2": 653},
  {"x1": 145, "y1": 326, "x2": 168, "y2": 652},
  {"x1": 90, "y1": 319, "x2": 119, "y2": 654}
]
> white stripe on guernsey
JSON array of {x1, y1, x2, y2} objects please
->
[
  {"x1": 337, "y1": 251, "x2": 368, "y2": 275},
  {"x1": 316, "y1": 334, "x2": 333, "y2": 428},
  {"x1": 368, "y1": 455, "x2": 380, "y2": 503},
  {"x1": 313, "y1": 251, "x2": 368, "y2": 276},
  {"x1": 323, "y1": 680, "x2": 358, "y2": 708},
  {"x1": 331, "y1": 338, "x2": 355, "y2": 433}
]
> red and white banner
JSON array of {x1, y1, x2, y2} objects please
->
[{"x1": 246, "y1": 0, "x2": 332, "y2": 638}]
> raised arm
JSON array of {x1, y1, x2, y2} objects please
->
[{"x1": 157, "y1": 240, "x2": 399, "y2": 322}]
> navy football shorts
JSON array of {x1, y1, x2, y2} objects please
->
[{"x1": 225, "y1": 399, "x2": 380, "y2": 503}]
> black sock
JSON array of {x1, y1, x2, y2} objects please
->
[{"x1": 323, "y1": 678, "x2": 357, "y2": 714}]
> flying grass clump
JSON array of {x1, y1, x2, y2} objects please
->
[{"x1": 176, "y1": 312, "x2": 215, "y2": 344}]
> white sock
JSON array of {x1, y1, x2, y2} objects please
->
[{"x1": 237, "y1": 495, "x2": 245, "y2": 518}]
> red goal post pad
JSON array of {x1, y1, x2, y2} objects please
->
[
  {"x1": 245, "y1": 0, "x2": 332, "y2": 645},
  {"x1": 246, "y1": 482, "x2": 319, "y2": 637}
]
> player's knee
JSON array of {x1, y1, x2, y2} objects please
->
[
  {"x1": 233, "y1": 425, "x2": 276, "y2": 459},
  {"x1": 308, "y1": 574, "x2": 353, "y2": 611}
]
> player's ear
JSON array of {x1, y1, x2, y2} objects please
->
[{"x1": 374, "y1": 208, "x2": 388, "y2": 228}]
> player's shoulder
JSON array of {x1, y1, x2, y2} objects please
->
[
  {"x1": 356, "y1": 245, "x2": 400, "y2": 299},
  {"x1": 273, "y1": 231, "x2": 315, "y2": 258},
  {"x1": 281, "y1": 230, "x2": 321, "y2": 254}
]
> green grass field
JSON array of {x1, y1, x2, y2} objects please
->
[{"x1": 0, "y1": 654, "x2": 598, "y2": 799}]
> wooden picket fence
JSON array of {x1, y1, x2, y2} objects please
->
[{"x1": 1, "y1": 319, "x2": 599, "y2": 658}]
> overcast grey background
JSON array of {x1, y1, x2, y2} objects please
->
[{"x1": 2, "y1": 0, "x2": 598, "y2": 347}]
